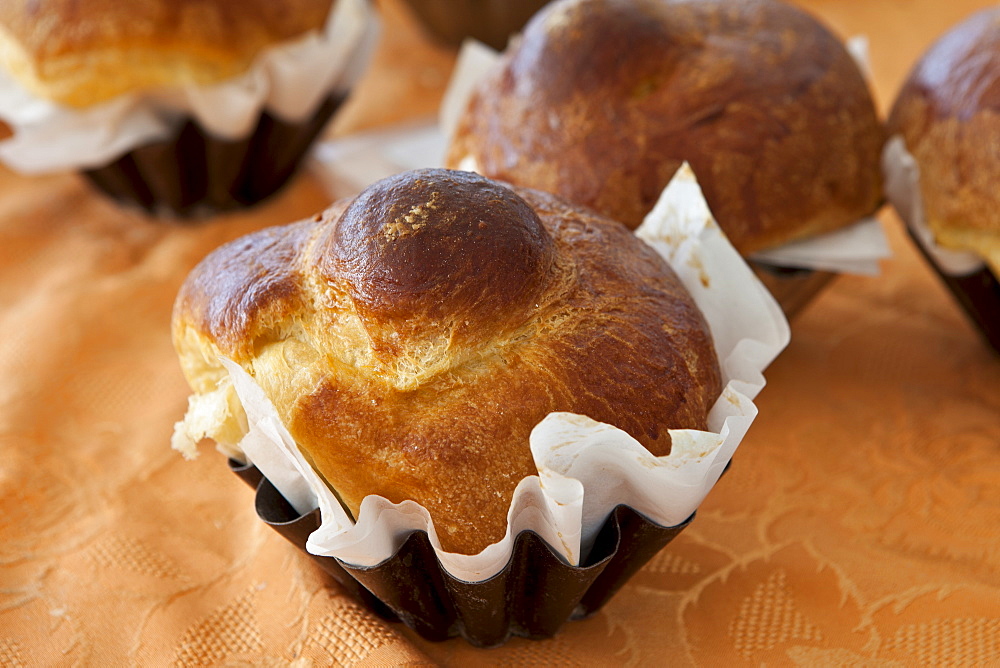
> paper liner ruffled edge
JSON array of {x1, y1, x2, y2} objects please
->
[{"x1": 229, "y1": 458, "x2": 696, "y2": 647}]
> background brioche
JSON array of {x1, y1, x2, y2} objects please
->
[
  {"x1": 446, "y1": 0, "x2": 884, "y2": 256},
  {"x1": 0, "y1": 0, "x2": 377, "y2": 217},
  {"x1": 0, "y1": 0, "x2": 334, "y2": 107},
  {"x1": 887, "y1": 7, "x2": 1000, "y2": 278},
  {"x1": 885, "y1": 7, "x2": 1000, "y2": 351},
  {"x1": 172, "y1": 168, "x2": 721, "y2": 555}
]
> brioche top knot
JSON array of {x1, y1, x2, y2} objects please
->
[{"x1": 319, "y1": 169, "x2": 557, "y2": 360}]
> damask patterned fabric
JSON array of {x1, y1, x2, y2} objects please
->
[{"x1": 0, "y1": 0, "x2": 998, "y2": 665}]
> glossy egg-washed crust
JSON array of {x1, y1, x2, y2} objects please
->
[
  {"x1": 173, "y1": 169, "x2": 721, "y2": 555},
  {"x1": 0, "y1": 0, "x2": 334, "y2": 107},
  {"x1": 887, "y1": 7, "x2": 1000, "y2": 276},
  {"x1": 446, "y1": 0, "x2": 884, "y2": 255}
]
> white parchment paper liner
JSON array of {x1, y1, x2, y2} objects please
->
[
  {"x1": 434, "y1": 39, "x2": 890, "y2": 276},
  {"x1": 0, "y1": 0, "x2": 378, "y2": 174},
  {"x1": 218, "y1": 164, "x2": 790, "y2": 583},
  {"x1": 882, "y1": 134, "x2": 987, "y2": 276}
]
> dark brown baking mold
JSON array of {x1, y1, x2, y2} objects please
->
[
  {"x1": 750, "y1": 261, "x2": 837, "y2": 319},
  {"x1": 229, "y1": 459, "x2": 693, "y2": 648},
  {"x1": 83, "y1": 94, "x2": 344, "y2": 218},
  {"x1": 906, "y1": 233, "x2": 1000, "y2": 353},
  {"x1": 398, "y1": 0, "x2": 549, "y2": 50}
]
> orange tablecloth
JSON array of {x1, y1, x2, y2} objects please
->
[{"x1": 2, "y1": 1, "x2": 998, "y2": 665}]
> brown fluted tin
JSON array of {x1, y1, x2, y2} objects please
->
[
  {"x1": 398, "y1": 0, "x2": 550, "y2": 50},
  {"x1": 84, "y1": 94, "x2": 345, "y2": 218},
  {"x1": 905, "y1": 236, "x2": 1000, "y2": 352},
  {"x1": 230, "y1": 460, "x2": 693, "y2": 648},
  {"x1": 750, "y1": 262, "x2": 837, "y2": 319}
]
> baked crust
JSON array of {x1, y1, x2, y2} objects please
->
[
  {"x1": 887, "y1": 7, "x2": 1000, "y2": 275},
  {"x1": 173, "y1": 168, "x2": 722, "y2": 555},
  {"x1": 0, "y1": 0, "x2": 334, "y2": 107},
  {"x1": 446, "y1": 0, "x2": 884, "y2": 255}
]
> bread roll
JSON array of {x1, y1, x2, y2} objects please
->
[
  {"x1": 446, "y1": 0, "x2": 884, "y2": 255},
  {"x1": 0, "y1": 0, "x2": 334, "y2": 107},
  {"x1": 172, "y1": 168, "x2": 721, "y2": 555},
  {"x1": 887, "y1": 7, "x2": 1000, "y2": 277}
]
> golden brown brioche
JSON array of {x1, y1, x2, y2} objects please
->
[
  {"x1": 172, "y1": 168, "x2": 721, "y2": 555},
  {"x1": 887, "y1": 7, "x2": 1000, "y2": 277},
  {"x1": 446, "y1": 0, "x2": 884, "y2": 255},
  {"x1": 0, "y1": 0, "x2": 334, "y2": 107}
]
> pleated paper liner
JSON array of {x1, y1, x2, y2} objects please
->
[
  {"x1": 905, "y1": 232, "x2": 1000, "y2": 353},
  {"x1": 229, "y1": 459, "x2": 693, "y2": 648},
  {"x1": 750, "y1": 260, "x2": 836, "y2": 319},
  {"x1": 83, "y1": 94, "x2": 345, "y2": 219}
]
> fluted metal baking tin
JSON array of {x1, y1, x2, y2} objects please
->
[
  {"x1": 83, "y1": 95, "x2": 344, "y2": 218},
  {"x1": 230, "y1": 460, "x2": 692, "y2": 648},
  {"x1": 906, "y1": 231, "x2": 1000, "y2": 353}
]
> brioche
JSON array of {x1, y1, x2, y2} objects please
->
[
  {"x1": 0, "y1": 0, "x2": 334, "y2": 107},
  {"x1": 172, "y1": 168, "x2": 721, "y2": 555},
  {"x1": 887, "y1": 7, "x2": 1000, "y2": 277},
  {"x1": 446, "y1": 0, "x2": 884, "y2": 255}
]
